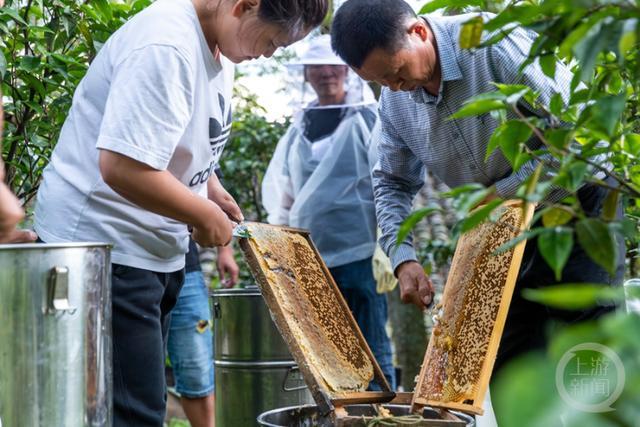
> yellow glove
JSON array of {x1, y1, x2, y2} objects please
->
[{"x1": 372, "y1": 241, "x2": 397, "y2": 294}]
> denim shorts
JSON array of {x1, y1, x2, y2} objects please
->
[{"x1": 167, "y1": 270, "x2": 215, "y2": 398}]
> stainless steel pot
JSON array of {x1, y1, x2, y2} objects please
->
[
  {"x1": 0, "y1": 243, "x2": 112, "y2": 427},
  {"x1": 212, "y1": 286, "x2": 313, "y2": 426},
  {"x1": 257, "y1": 404, "x2": 477, "y2": 426}
]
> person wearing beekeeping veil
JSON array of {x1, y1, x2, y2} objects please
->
[{"x1": 262, "y1": 34, "x2": 396, "y2": 390}]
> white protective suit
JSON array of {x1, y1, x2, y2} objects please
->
[
  {"x1": 262, "y1": 36, "x2": 378, "y2": 268},
  {"x1": 263, "y1": 102, "x2": 378, "y2": 268}
]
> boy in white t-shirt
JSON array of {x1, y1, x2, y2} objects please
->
[{"x1": 34, "y1": 0, "x2": 328, "y2": 425}]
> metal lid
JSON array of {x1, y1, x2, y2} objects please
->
[
  {"x1": 0, "y1": 242, "x2": 111, "y2": 250},
  {"x1": 210, "y1": 286, "x2": 262, "y2": 297}
]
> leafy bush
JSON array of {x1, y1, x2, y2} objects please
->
[{"x1": 0, "y1": 0, "x2": 151, "y2": 204}]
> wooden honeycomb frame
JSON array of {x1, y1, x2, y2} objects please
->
[
  {"x1": 411, "y1": 201, "x2": 535, "y2": 415},
  {"x1": 238, "y1": 223, "x2": 394, "y2": 414}
]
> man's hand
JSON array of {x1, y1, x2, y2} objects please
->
[
  {"x1": 208, "y1": 174, "x2": 244, "y2": 223},
  {"x1": 395, "y1": 260, "x2": 434, "y2": 310},
  {"x1": 217, "y1": 245, "x2": 239, "y2": 288}
]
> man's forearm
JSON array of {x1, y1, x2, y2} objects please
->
[{"x1": 373, "y1": 169, "x2": 422, "y2": 271}]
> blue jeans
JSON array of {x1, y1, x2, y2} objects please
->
[
  {"x1": 329, "y1": 257, "x2": 396, "y2": 390},
  {"x1": 167, "y1": 270, "x2": 215, "y2": 398}
]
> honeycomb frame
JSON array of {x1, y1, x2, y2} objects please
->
[
  {"x1": 412, "y1": 201, "x2": 535, "y2": 415},
  {"x1": 238, "y1": 223, "x2": 395, "y2": 412}
]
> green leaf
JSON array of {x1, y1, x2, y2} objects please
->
[
  {"x1": 555, "y1": 161, "x2": 588, "y2": 192},
  {"x1": 396, "y1": 207, "x2": 440, "y2": 246},
  {"x1": 441, "y1": 183, "x2": 485, "y2": 198},
  {"x1": 545, "y1": 128, "x2": 572, "y2": 151},
  {"x1": 449, "y1": 99, "x2": 505, "y2": 119},
  {"x1": 559, "y1": 18, "x2": 600, "y2": 58},
  {"x1": 494, "y1": 83, "x2": 538, "y2": 106},
  {"x1": 575, "y1": 218, "x2": 618, "y2": 275},
  {"x1": 460, "y1": 199, "x2": 503, "y2": 233},
  {"x1": 623, "y1": 134, "x2": 640, "y2": 157},
  {"x1": 0, "y1": 6, "x2": 28, "y2": 26},
  {"x1": 591, "y1": 93, "x2": 626, "y2": 137},
  {"x1": 457, "y1": 187, "x2": 493, "y2": 214},
  {"x1": 492, "y1": 353, "x2": 559, "y2": 427},
  {"x1": 499, "y1": 137, "x2": 522, "y2": 170},
  {"x1": 19, "y1": 56, "x2": 41, "y2": 72},
  {"x1": 573, "y1": 19, "x2": 624, "y2": 81},
  {"x1": 537, "y1": 227, "x2": 573, "y2": 280},
  {"x1": 618, "y1": 29, "x2": 636, "y2": 56},
  {"x1": 23, "y1": 100, "x2": 44, "y2": 114},
  {"x1": 523, "y1": 283, "x2": 624, "y2": 310},
  {"x1": 549, "y1": 93, "x2": 564, "y2": 116},
  {"x1": 92, "y1": 0, "x2": 114, "y2": 22},
  {"x1": 20, "y1": 73, "x2": 46, "y2": 98},
  {"x1": 419, "y1": 0, "x2": 482, "y2": 14},
  {"x1": 459, "y1": 16, "x2": 484, "y2": 49},
  {"x1": 542, "y1": 208, "x2": 573, "y2": 227},
  {"x1": 539, "y1": 54, "x2": 556, "y2": 79},
  {"x1": 483, "y1": 4, "x2": 537, "y2": 33},
  {"x1": 486, "y1": 120, "x2": 532, "y2": 162}
]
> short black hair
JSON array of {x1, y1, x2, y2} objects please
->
[
  {"x1": 259, "y1": 0, "x2": 329, "y2": 37},
  {"x1": 331, "y1": 0, "x2": 417, "y2": 69}
]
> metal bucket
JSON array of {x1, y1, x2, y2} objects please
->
[
  {"x1": 212, "y1": 287, "x2": 313, "y2": 426},
  {"x1": 0, "y1": 243, "x2": 112, "y2": 427},
  {"x1": 257, "y1": 404, "x2": 476, "y2": 427}
]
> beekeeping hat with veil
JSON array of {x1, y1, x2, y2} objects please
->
[{"x1": 285, "y1": 34, "x2": 376, "y2": 111}]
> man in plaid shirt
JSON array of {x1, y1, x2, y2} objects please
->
[{"x1": 331, "y1": 0, "x2": 623, "y2": 376}]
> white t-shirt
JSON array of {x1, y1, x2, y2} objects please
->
[{"x1": 34, "y1": 0, "x2": 234, "y2": 272}]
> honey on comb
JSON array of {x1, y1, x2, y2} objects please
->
[
  {"x1": 245, "y1": 224, "x2": 374, "y2": 395},
  {"x1": 417, "y1": 205, "x2": 527, "y2": 406}
]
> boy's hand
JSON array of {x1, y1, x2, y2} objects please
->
[
  {"x1": 208, "y1": 175, "x2": 244, "y2": 223},
  {"x1": 217, "y1": 245, "x2": 239, "y2": 288}
]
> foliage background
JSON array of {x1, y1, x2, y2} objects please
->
[{"x1": 0, "y1": 0, "x2": 154, "y2": 205}]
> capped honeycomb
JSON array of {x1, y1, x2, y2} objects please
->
[
  {"x1": 414, "y1": 203, "x2": 533, "y2": 414},
  {"x1": 244, "y1": 223, "x2": 374, "y2": 395}
]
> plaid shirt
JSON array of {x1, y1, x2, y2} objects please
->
[{"x1": 373, "y1": 13, "x2": 602, "y2": 270}]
